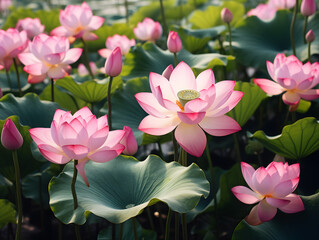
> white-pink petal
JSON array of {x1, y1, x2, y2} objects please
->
[
  {"x1": 257, "y1": 199, "x2": 277, "y2": 222},
  {"x1": 196, "y1": 69, "x2": 215, "y2": 92},
  {"x1": 169, "y1": 62, "x2": 196, "y2": 95},
  {"x1": 139, "y1": 115, "x2": 180, "y2": 136},
  {"x1": 135, "y1": 92, "x2": 171, "y2": 118},
  {"x1": 232, "y1": 186, "x2": 262, "y2": 204},
  {"x1": 62, "y1": 48, "x2": 83, "y2": 64},
  {"x1": 254, "y1": 78, "x2": 284, "y2": 95},
  {"x1": 199, "y1": 115, "x2": 241, "y2": 136},
  {"x1": 279, "y1": 194, "x2": 304, "y2": 213}
]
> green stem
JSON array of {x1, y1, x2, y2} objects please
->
[
  {"x1": 165, "y1": 208, "x2": 172, "y2": 240},
  {"x1": 112, "y1": 223, "x2": 115, "y2": 240},
  {"x1": 303, "y1": 16, "x2": 308, "y2": 44},
  {"x1": 124, "y1": 0, "x2": 129, "y2": 24},
  {"x1": 159, "y1": 0, "x2": 168, "y2": 38},
  {"x1": 51, "y1": 79, "x2": 55, "y2": 102},
  {"x1": 5, "y1": 70, "x2": 12, "y2": 91},
  {"x1": 174, "y1": 212, "x2": 179, "y2": 240},
  {"x1": 179, "y1": 147, "x2": 187, "y2": 166},
  {"x1": 233, "y1": 133, "x2": 242, "y2": 163},
  {"x1": 181, "y1": 213, "x2": 188, "y2": 240},
  {"x1": 174, "y1": 53, "x2": 178, "y2": 67},
  {"x1": 13, "y1": 58, "x2": 22, "y2": 96},
  {"x1": 119, "y1": 223, "x2": 123, "y2": 240},
  {"x1": 81, "y1": 38, "x2": 94, "y2": 80},
  {"x1": 308, "y1": 42, "x2": 312, "y2": 62},
  {"x1": 71, "y1": 160, "x2": 79, "y2": 210},
  {"x1": 157, "y1": 142, "x2": 164, "y2": 159},
  {"x1": 172, "y1": 131, "x2": 178, "y2": 162},
  {"x1": 226, "y1": 22, "x2": 233, "y2": 55},
  {"x1": 74, "y1": 225, "x2": 81, "y2": 240},
  {"x1": 146, "y1": 207, "x2": 155, "y2": 231},
  {"x1": 290, "y1": 0, "x2": 299, "y2": 56},
  {"x1": 13, "y1": 150, "x2": 22, "y2": 240},
  {"x1": 291, "y1": 111, "x2": 296, "y2": 123},
  {"x1": 107, "y1": 76, "x2": 114, "y2": 131},
  {"x1": 132, "y1": 218, "x2": 138, "y2": 240}
]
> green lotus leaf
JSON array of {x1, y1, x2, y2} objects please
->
[
  {"x1": 0, "y1": 116, "x2": 44, "y2": 181},
  {"x1": 49, "y1": 155, "x2": 210, "y2": 224},
  {"x1": 97, "y1": 219, "x2": 156, "y2": 240},
  {"x1": 228, "y1": 81, "x2": 267, "y2": 127},
  {"x1": 0, "y1": 199, "x2": 16, "y2": 228},
  {"x1": 232, "y1": 11, "x2": 319, "y2": 71},
  {"x1": 232, "y1": 193, "x2": 319, "y2": 240},
  {"x1": 122, "y1": 42, "x2": 229, "y2": 81},
  {"x1": 253, "y1": 117, "x2": 319, "y2": 160},
  {"x1": 0, "y1": 70, "x2": 30, "y2": 93},
  {"x1": 0, "y1": 174, "x2": 12, "y2": 199},
  {"x1": 0, "y1": 93, "x2": 60, "y2": 128},
  {"x1": 55, "y1": 76, "x2": 122, "y2": 104},
  {"x1": 189, "y1": 1, "x2": 245, "y2": 29}
]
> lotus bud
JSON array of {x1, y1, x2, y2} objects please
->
[
  {"x1": 120, "y1": 126, "x2": 138, "y2": 155},
  {"x1": 301, "y1": 0, "x2": 316, "y2": 16},
  {"x1": 306, "y1": 29, "x2": 315, "y2": 43},
  {"x1": 167, "y1": 31, "x2": 182, "y2": 53},
  {"x1": 221, "y1": 8, "x2": 233, "y2": 23},
  {"x1": 1, "y1": 119, "x2": 23, "y2": 150},
  {"x1": 105, "y1": 47, "x2": 122, "y2": 77}
]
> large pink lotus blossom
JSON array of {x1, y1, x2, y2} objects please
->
[
  {"x1": 18, "y1": 34, "x2": 82, "y2": 84},
  {"x1": 135, "y1": 62, "x2": 243, "y2": 157},
  {"x1": 232, "y1": 162, "x2": 304, "y2": 225},
  {"x1": 98, "y1": 34, "x2": 136, "y2": 58},
  {"x1": 29, "y1": 107, "x2": 125, "y2": 186},
  {"x1": 50, "y1": 2, "x2": 104, "y2": 41},
  {"x1": 133, "y1": 18, "x2": 162, "y2": 42},
  {"x1": 254, "y1": 53, "x2": 319, "y2": 105},
  {"x1": 0, "y1": 28, "x2": 28, "y2": 71},
  {"x1": 16, "y1": 17, "x2": 45, "y2": 40}
]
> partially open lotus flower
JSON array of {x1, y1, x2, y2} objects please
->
[
  {"x1": 29, "y1": 107, "x2": 125, "y2": 186},
  {"x1": 1, "y1": 118, "x2": 23, "y2": 151},
  {"x1": 18, "y1": 34, "x2": 82, "y2": 84},
  {"x1": 98, "y1": 34, "x2": 136, "y2": 58},
  {"x1": 254, "y1": 53, "x2": 319, "y2": 105},
  {"x1": 16, "y1": 17, "x2": 45, "y2": 40},
  {"x1": 232, "y1": 161, "x2": 304, "y2": 225},
  {"x1": 133, "y1": 18, "x2": 162, "y2": 42},
  {"x1": 135, "y1": 62, "x2": 243, "y2": 157},
  {"x1": 50, "y1": 2, "x2": 104, "y2": 41}
]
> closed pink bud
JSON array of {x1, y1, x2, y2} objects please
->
[
  {"x1": 1, "y1": 119, "x2": 23, "y2": 150},
  {"x1": 301, "y1": 0, "x2": 316, "y2": 16},
  {"x1": 105, "y1": 47, "x2": 122, "y2": 77},
  {"x1": 306, "y1": 29, "x2": 315, "y2": 42},
  {"x1": 221, "y1": 8, "x2": 233, "y2": 23},
  {"x1": 120, "y1": 126, "x2": 138, "y2": 155},
  {"x1": 167, "y1": 31, "x2": 182, "y2": 53},
  {"x1": 162, "y1": 64, "x2": 173, "y2": 79}
]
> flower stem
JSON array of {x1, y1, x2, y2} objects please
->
[
  {"x1": 179, "y1": 147, "x2": 188, "y2": 240},
  {"x1": 81, "y1": 38, "x2": 94, "y2": 80},
  {"x1": 290, "y1": 0, "x2": 299, "y2": 56},
  {"x1": 5, "y1": 70, "x2": 12, "y2": 91},
  {"x1": 13, "y1": 58, "x2": 22, "y2": 97},
  {"x1": 226, "y1": 22, "x2": 233, "y2": 55},
  {"x1": 74, "y1": 225, "x2": 81, "y2": 240},
  {"x1": 132, "y1": 218, "x2": 138, "y2": 240},
  {"x1": 308, "y1": 42, "x2": 312, "y2": 62},
  {"x1": 13, "y1": 150, "x2": 22, "y2": 240},
  {"x1": 303, "y1": 16, "x2": 308, "y2": 44},
  {"x1": 179, "y1": 148, "x2": 187, "y2": 167},
  {"x1": 124, "y1": 0, "x2": 129, "y2": 24},
  {"x1": 172, "y1": 131, "x2": 178, "y2": 162},
  {"x1": 165, "y1": 208, "x2": 172, "y2": 240},
  {"x1": 174, "y1": 212, "x2": 179, "y2": 240},
  {"x1": 119, "y1": 223, "x2": 123, "y2": 240},
  {"x1": 174, "y1": 53, "x2": 178, "y2": 67},
  {"x1": 159, "y1": 0, "x2": 168, "y2": 38},
  {"x1": 107, "y1": 76, "x2": 113, "y2": 131},
  {"x1": 71, "y1": 160, "x2": 79, "y2": 210},
  {"x1": 51, "y1": 79, "x2": 55, "y2": 102},
  {"x1": 146, "y1": 207, "x2": 155, "y2": 231},
  {"x1": 181, "y1": 213, "x2": 188, "y2": 240}
]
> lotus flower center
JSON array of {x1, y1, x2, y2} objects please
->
[
  {"x1": 177, "y1": 89, "x2": 200, "y2": 107},
  {"x1": 125, "y1": 203, "x2": 135, "y2": 209}
]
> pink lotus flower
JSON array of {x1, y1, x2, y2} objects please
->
[
  {"x1": 98, "y1": 34, "x2": 136, "y2": 58},
  {"x1": 78, "y1": 62, "x2": 98, "y2": 76},
  {"x1": 232, "y1": 162, "x2": 304, "y2": 225},
  {"x1": 135, "y1": 62, "x2": 243, "y2": 157},
  {"x1": 16, "y1": 17, "x2": 45, "y2": 39},
  {"x1": 1, "y1": 118, "x2": 23, "y2": 150},
  {"x1": 301, "y1": 0, "x2": 316, "y2": 16},
  {"x1": 133, "y1": 18, "x2": 162, "y2": 42},
  {"x1": 120, "y1": 126, "x2": 138, "y2": 155},
  {"x1": 0, "y1": 28, "x2": 28, "y2": 71},
  {"x1": 221, "y1": 8, "x2": 233, "y2": 23},
  {"x1": 167, "y1": 31, "x2": 182, "y2": 53},
  {"x1": 50, "y1": 2, "x2": 104, "y2": 41},
  {"x1": 104, "y1": 47, "x2": 122, "y2": 77},
  {"x1": 29, "y1": 107, "x2": 125, "y2": 186},
  {"x1": 254, "y1": 53, "x2": 319, "y2": 105},
  {"x1": 18, "y1": 34, "x2": 82, "y2": 84},
  {"x1": 0, "y1": 0, "x2": 11, "y2": 11}
]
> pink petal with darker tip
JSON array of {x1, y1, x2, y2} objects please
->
[
  {"x1": 199, "y1": 115, "x2": 241, "y2": 136},
  {"x1": 232, "y1": 186, "x2": 262, "y2": 204}
]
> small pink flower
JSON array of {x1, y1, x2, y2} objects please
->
[
  {"x1": 0, "y1": 0, "x2": 11, "y2": 11},
  {"x1": 221, "y1": 8, "x2": 233, "y2": 23},
  {"x1": 167, "y1": 31, "x2": 182, "y2": 53},
  {"x1": 18, "y1": 34, "x2": 82, "y2": 84},
  {"x1": 232, "y1": 162, "x2": 304, "y2": 225},
  {"x1": 29, "y1": 107, "x2": 125, "y2": 186},
  {"x1": 16, "y1": 18, "x2": 45, "y2": 39},
  {"x1": 301, "y1": 0, "x2": 316, "y2": 16},
  {"x1": 254, "y1": 53, "x2": 319, "y2": 105},
  {"x1": 98, "y1": 34, "x2": 136, "y2": 58},
  {"x1": 78, "y1": 62, "x2": 98, "y2": 76},
  {"x1": 1, "y1": 118, "x2": 23, "y2": 150},
  {"x1": 0, "y1": 28, "x2": 28, "y2": 71},
  {"x1": 133, "y1": 18, "x2": 162, "y2": 42},
  {"x1": 306, "y1": 29, "x2": 315, "y2": 43},
  {"x1": 104, "y1": 47, "x2": 122, "y2": 77},
  {"x1": 135, "y1": 62, "x2": 243, "y2": 157},
  {"x1": 50, "y1": 2, "x2": 104, "y2": 41},
  {"x1": 120, "y1": 126, "x2": 138, "y2": 155}
]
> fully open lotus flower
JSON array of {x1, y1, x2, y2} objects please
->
[
  {"x1": 0, "y1": 28, "x2": 28, "y2": 71},
  {"x1": 29, "y1": 107, "x2": 125, "y2": 186},
  {"x1": 16, "y1": 17, "x2": 45, "y2": 40},
  {"x1": 18, "y1": 34, "x2": 82, "y2": 84},
  {"x1": 232, "y1": 162, "x2": 304, "y2": 226},
  {"x1": 254, "y1": 53, "x2": 319, "y2": 105},
  {"x1": 1, "y1": 118, "x2": 23, "y2": 150},
  {"x1": 50, "y1": 2, "x2": 104, "y2": 41},
  {"x1": 135, "y1": 62, "x2": 243, "y2": 157},
  {"x1": 98, "y1": 34, "x2": 136, "y2": 58},
  {"x1": 133, "y1": 18, "x2": 162, "y2": 42}
]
